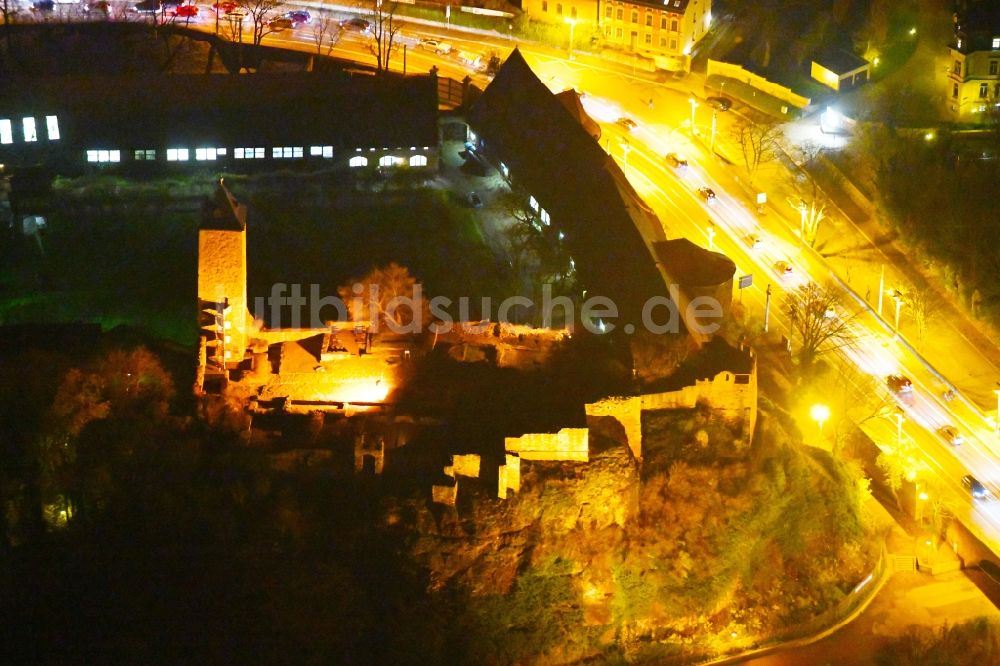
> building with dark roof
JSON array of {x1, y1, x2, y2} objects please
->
[
  {"x1": 948, "y1": 0, "x2": 1000, "y2": 120},
  {"x1": 468, "y1": 49, "x2": 730, "y2": 342},
  {"x1": 0, "y1": 72, "x2": 440, "y2": 173},
  {"x1": 810, "y1": 49, "x2": 871, "y2": 91}
]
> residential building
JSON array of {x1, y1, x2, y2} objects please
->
[
  {"x1": 521, "y1": 0, "x2": 598, "y2": 25},
  {"x1": 598, "y1": 0, "x2": 712, "y2": 71},
  {"x1": 948, "y1": 0, "x2": 1000, "y2": 120}
]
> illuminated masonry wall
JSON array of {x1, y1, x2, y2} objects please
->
[
  {"x1": 432, "y1": 454, "x2": 483, "y2": 506},
  {"x1": 585, "y1": 367, "x2": 757, "y2": 458}
]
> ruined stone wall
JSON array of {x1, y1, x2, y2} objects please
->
[
  {"x1": 585, "y1": 396, "x2": 643, "y2": 459},
  {"x1": 504, "y1": 428, "x2": 589, "y2": 462}
]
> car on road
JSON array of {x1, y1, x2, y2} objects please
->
[
  {"x1": 615, "y1": 117, "x2": 637, "y2": 131},
  {"x1": 467, "y1": 191, "x2": 483, "y2": 208},
  {"x1": 886, "y1": 374, "x2": 914, "y2": 395},
  {"x1": 665, "y1": 153, "x2": 688, "y2": 168},
  {"x1": 284, "y1": 9, "x2": 311, "y2": 24},
  {"x1": 31, "y1": 0, "x2": 55, "y2": 10},
  {"x1": 774, "y1": 260, "x2": 794, "y2": 276},
  {"x1": 133, "y1": 0, "x2": 161, "y2": 13},
  {"x1": 212, "y1": 1, "x2": 237, "y2": 13},
  {"x1": 340, "y1": 17, "x2": 371, "y2": 32},
  {"x1": 419, "y1": 38, "x2": 452, "y2": 54},
  {"x1": 172, "y1": 3, "x2": 198, "y2": 17},
  {"x1": 268, "y1": 16, "x2": 294, "y2": 29},
  {"x1": 697, "y1": 187, "x2": 716, "y2": 202},
  {"x1": 937, "y1": 425, "x2": 965, "y2": 446},
  {"x1": 707, "y1": 96, "x2": 732, "y2": 111},
  {"x1": 963, "y1": 474, "x2": 988, "y2": 499},
  {"x1": 745, "y1": 233, "x2": 762, "y2": 250}
]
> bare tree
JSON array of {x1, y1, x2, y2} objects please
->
[
  {"x1": 730, "y1": 114, "x2": 782, "y2": 186},
  {"x1": 238, "y1": 0, "x2": 283, "y2": 46},
  {"x1": 361, "y1": 0, "x2": 401, "y2": 73},
  {"x1": 795, "y1": 141, "x2": 830, "y2": 248},
  {"x1": 905, "y1": 285, "x2": 935, "y2": 349},
  {"x1": 311, "y1": 14, "x2": 342, "y2": 57},
  {"x1": 783, "y1": 282, "x2": 858, "y2": 372},
  {"x1": 338, "y1": 263, "x2": 428, "y2": 331}
]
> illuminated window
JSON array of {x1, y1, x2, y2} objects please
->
[
  {"x1": 540, "y1": 208, "x2": 551, "y2": 225},
  {"x1": 981, "y1": 83, "x2": 989, "y2": 98},
  {"x1": 994, "y1": 37, "x2": 1000, "y2": 49},
  {"x1": 529, "y1": 195, "x2": 539, "y2": 212},
  {"x1": 167, "y1": 148, "x2": 190, "y2": 161},
  {"x1": 134, "y1": 149, "x2": 156, "y2": 160},
  {"x1": 235, "y1": 147, "x2": 265, "y2": 159},
  {"x1": 499, "y1": 162, "x2": 509, "y2": 178},
  {"x1": 409, "y1": 154, "x2": 428, "y2": 167},
  {"x1": 45, "y1": 116, "x2": 60, "y2": 141},
  {"x1": 0, "y1": 119, "x2": 12, "y2": 145},
  {"x1": 310, "y1": 145, "x2": 334, "y2": 158},
  {"x1": 378, "y1": 155, "x2": 395, "y2": 167},
  {"x1": 86, "y1": 149, "x2": 121, "y2": 163},
  {"x1": 991, "y1": 60, "x2": 998, "y2": 75},
  {"x1": 349, "y1": 155, "x2": 368, "y2": 167},
  {"x1": 952, "y1": 83, "x2": 959, "y2": 98},
  {"x1": 22, "y1": 117, "x2": 37, "y2": 142},
  {"x1": 196, "y1": 148, "x2": 219, "y2": 161},
  {"x1": 272, "y1": 147, "x2": 303, "y2": 159}
]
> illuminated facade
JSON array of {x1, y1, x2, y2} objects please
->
[
  {"x1": 948, "y1": 1, "x2": 1000, "y2": 120},
  {"x1": 598, "y1": 0, "x2": 711, "y2": 71}
]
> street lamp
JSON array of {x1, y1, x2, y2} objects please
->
[
  {"x1": 706, "y1": 221, "x2": 716, "y2": 251},
  {"x1": 889, "y1": 289, "x2": 904, "y2": 339},
  {"x1": 564, "y1": 17, "x2": 577, "y2": 60},
  {"x1": 810, "y1": 403, "x2": 830, "y2": 435},
  {"x1": 688, "y1": 97, "x2": 698, "y2": 135},
  {"x1": 620, "y1": 140, "x2": 631, "y2": 173},
  {"x1": 710, "y1": 109, "x2": 718, "y2": 153},
  {"x1": 895, "y1": 411, "x2": 905, "y2": 448}
]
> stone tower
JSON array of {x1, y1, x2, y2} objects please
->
[{"x1": 198, "y1": 180, "x2": 252, "y2": 375}]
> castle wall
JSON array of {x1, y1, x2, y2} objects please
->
[
  {"x1": 504, "y1": 427, "x2": 589, "y2": 462},
  {"x1": 585, "y1": 396, "x2": 643, "y2": 459}
]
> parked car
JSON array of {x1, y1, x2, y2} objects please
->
[
  {"x1": 467, "y1": 191, "x2": 483, "y2": 208},
  {"x1": 963, "y1": 474, "x2": 988, "y2": 499},
  {"x1": 886, "y1": 374, "x2": 914, "y2": 394},
  {"x1": 937, "y1": 425, "x2": 965, "y2": 446},
  {"x1": 172, "y1": 3, "x2": 198, "y2": 17},
  {"x1": 615, "y1": 117, "x2": 637, "y2": 131},
  {"x1": 31, "y1": 0, "x2": 55, "y2": 10},
  {"x1": 419, "y1": 38, "x2": 452, "y2": 54},
  {"x1": 707, "y1": 96, "x2": 732, "y2": 111},
  {"x1": 340, "y1": 17, "x2": 371, "y2": 32},
  {"x1": 697, "y1": 186, "x2": 716, "y2": 202},
  {"x1": 665, "y1": 153, "x2": 688, "y2": 168},
  {"x1": 745, "y1": 233, "x2": 762, "y2": 250},
  {"x1": 284, "y1": 9, "x2": 311, "y2": 24}
]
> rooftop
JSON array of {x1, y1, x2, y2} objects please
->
[{"x1": 811, "y1": 48, "x2": 870, "y2": 75}]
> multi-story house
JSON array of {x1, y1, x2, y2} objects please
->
[
  {"x1": 598, "y1": 0, "x2": 712, "y2": 71},
  {"x1": 948, "y1": 0, "x2": 1000, "y2": 121},
  {"x1": 521, "y1": 0, "x2": 712, "y2": 72}
]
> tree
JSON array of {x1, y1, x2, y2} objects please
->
[
  {"x1": 311, "y1": 13, "x2": 342, "y2": 57},
  {"x1": 363, "y1": 0, "x2": 401, "y2": 73},
  {"x1": 905, "y1": 285, "x2": 935, "y2": 349},
  {"x1": 795, "y1": 141, "x2": 830, "y2": 248},
  {"x1": 238, "y1": 0, "x2": 284, "y2": 47},
  {"x1": 497, "y1": 188, "x2": 574, "y2": 294},
  {"x1": 338, "y1": 262, "x2": 428, "y2": 332},
  {"x1": 730, "y1": 114, "x2": 782, "y2": 186},
  {"x1": 783, "y1": 282, "x2": 857, "y2": 373}
]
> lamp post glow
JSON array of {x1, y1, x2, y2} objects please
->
[
  {"x1": 896, "y1": 411, "x2": 905, "y2": 448},
  {"x1": 890, "y1": 289, "x2": 904, "y2": 339},
  {"x1": 621, "y1": 140, "x2": 631, "y2": 173},
  {"x1": 707, "y1": 222, "x2": 716, "y2": 251},
  {"x1": 564, "y1": 17, "x2": 577, "y2": 60},
  {"x1": 688, "y1": 97, "x2": 698, "y2": 135},
  {"x1": 810, "y1": 403, "x2": 830, "y2": 435}
]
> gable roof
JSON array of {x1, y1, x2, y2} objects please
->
[
  {"x1": 812, "y1": 49, "x2": 870, "y2": 75},
  {"x1": 468, "y1": 49, "x2": 669, "y2": 323}
]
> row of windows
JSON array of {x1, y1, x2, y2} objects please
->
[
  {"x1": 0, "y1": 116, "x2": 60, "y2": 145},
  {"x1": 952, "y1": 59, "x2": 1000, "y2": 76},
  {"x1": 951, "y1": 82, "x2": 1000, "y2": 99},
  {"x1": 605, "y1": 6, "x2": 679, "y2": 31},
  {"x1": 86, "y1": 147, "x2": 430, "y2": 166},
  {"x1": 540, "y1": 1, "x2": 576, "y2": 18},
  {"x1": 606, "y1": 27, "x2": 678, "y2": 49}
]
